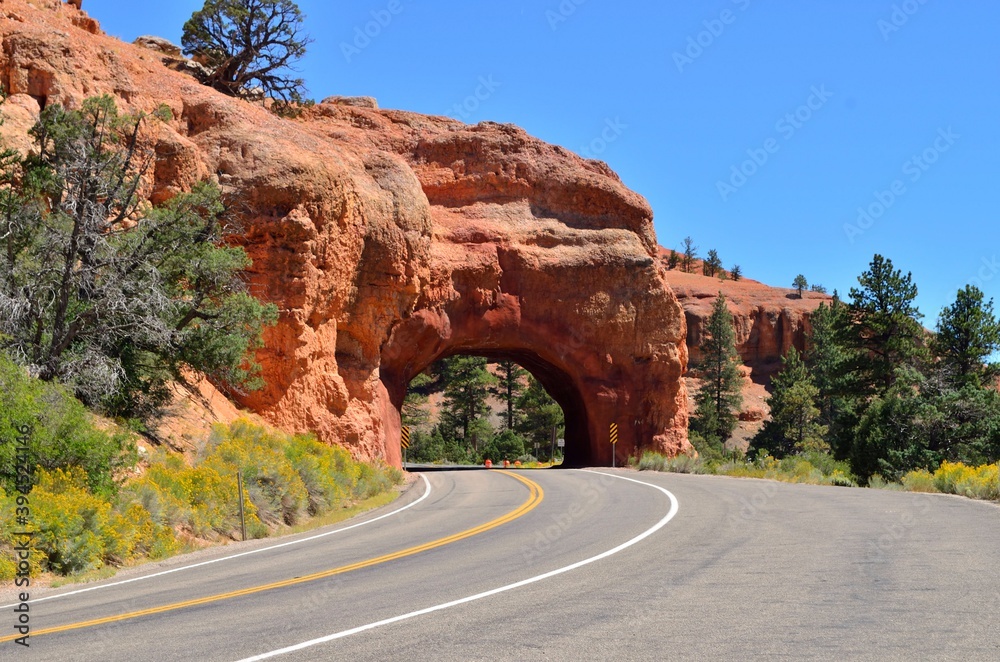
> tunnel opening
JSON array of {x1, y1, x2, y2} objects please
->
[{"x1": 382, "y1": 347, "x2": 596, "y2": 468}]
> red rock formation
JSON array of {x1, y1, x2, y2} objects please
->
[
  {"x1": 659, "y1": 250, "x2": 832, "y2": 381},
  {"x1": 0, "y1": 0, "x2": 691, "y2": 465}
]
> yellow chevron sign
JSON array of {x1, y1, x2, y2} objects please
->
[
  {"x1": 609, "y1": 422, "x2": 618, "y2": 445},
  {"x1": 401, "y1": 426, "x2": 411, "y2": 449}
]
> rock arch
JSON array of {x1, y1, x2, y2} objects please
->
[{"x1": 232, "y1": 113, "x2": 693, "y2": 467}]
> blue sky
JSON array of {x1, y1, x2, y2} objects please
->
[{"x1": 87, "y1": 0, "x2": 1000, "y2": 325}]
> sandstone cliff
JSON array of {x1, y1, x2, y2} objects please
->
[
  {"x1": 0, "y1": 1, "x2": 691, "y2": 465},
  {"x1": 659, "y1": 251, "x2": 832, "y2": 382}
]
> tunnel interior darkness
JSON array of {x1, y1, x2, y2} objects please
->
[{"x1": 386, "y1": 347, "x2": 594, "y2": 467}]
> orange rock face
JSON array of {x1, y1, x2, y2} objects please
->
[
  {"x1": 0, "y1": 1, "x2": 691, "y2": 465},
  {"x1": 659, "y1": 252, "x2": 832, "y2": 381}
]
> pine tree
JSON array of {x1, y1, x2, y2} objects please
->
[
  {"x1": 703, "y1": 249, "x2": 722, "y2": 277},
  {"x1": 692, "y1": 294, "x2": 743, "y2": 444},
  {"x1": 751, "y1": 348, "x2": 827, "y2": 458},
  {"x1": 681, "y1": 236, "x2": 698, "y2": 274},
  {"x1": 793, "y1": 274, "x2": 808, "y2": 298},
  {"x1": 805, "y1": 300, "x2": 852, "y2": 457},
  {"x1": 440, "y1": 356, "x2": 496, "y2": 449},
  {"x1": 842, "y1": 254, "x2": 925, "y2": 394},
  {"x1": 490, "y1": 360, "x2": 527, "y2": 430},
  {"x1": 667, "y1": 249, "x2": 680, "y2": 270},
  {"x1": 402, "y1": 372, "x2": 433, "y2": 428},
  {"x1": 933, "y1": 285, "x2": 1000, "y2": 387},
  {"x1": 516, "y1": 375, "x2": 563, "y2": 456},
  {"x1": 730, "y1": 264, "x2": 742, "y2": 281}
]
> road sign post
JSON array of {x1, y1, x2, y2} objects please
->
[
  {"x1": 609, "y1": 422, "x2": 618, "y2": 468},
  {"x1": 237, "y1": 469, "x2": 247, "y2": 541},
  {"x1": 401, "y1": 426, "x2": 411, "y2": 466}
]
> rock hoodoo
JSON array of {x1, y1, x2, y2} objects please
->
[{"x1": 0, "y1": 0, "x2": 691, "y2": 465}]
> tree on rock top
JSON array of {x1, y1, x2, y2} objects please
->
[
  {"x1": 793, "y1": 274, "x2": 808, "y2": 298},
  {"x1": 182, "y1": 0, "x2": 311, "y2": 103}
]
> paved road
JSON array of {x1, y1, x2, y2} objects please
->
[{"x1": 5, "y1": 469, "x2": 1000, "y2": 661}]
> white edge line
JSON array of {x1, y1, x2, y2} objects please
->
[
  {"x1": 0, "y1": 474, "x2": 432, "y2": 609},
  {"x1": 234, "y1": 469, "x2": 679, "y2": 662}
]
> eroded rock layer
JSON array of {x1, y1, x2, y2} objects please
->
[{"x1": 0, "y1": 1, "x2": 691, "y2": 465}]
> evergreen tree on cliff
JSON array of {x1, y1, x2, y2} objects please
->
[
  {"x1": 681, "y1": 236, "x2": 698, "y2": 274},
  {"x1": 182, "y1": 0, "x2": 311, "y2": 103},
  {"x1": 793, "y1": 274, "x2": 808, "y2": 298},
  {"x1": 692, "y1": 294, "x2": 743, "y2": 445}
]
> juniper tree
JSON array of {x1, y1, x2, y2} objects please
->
[
  {"x1": 667, "y1": 249, "x2": 680, "y2": 270},
  {"x1": 0, "y1": 96, "x2": 277, "y2": 417},
  {"x1": 182, "y1": 0, "x2": 311, "y2": 103}
]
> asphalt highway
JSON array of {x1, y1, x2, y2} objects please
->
[{"x1": 4, "y1": 469, "x2": 999, "y2": 661}]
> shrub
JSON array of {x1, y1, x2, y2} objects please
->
[
  {"x1": 933, "y1": 461, "x2": 999, "y2": 500},
  {"x1": 901, "y1": 469, "x2": 937, "y2": 493},
  {"x1": 6, "y1": 467, "x2": 177, "y2": 577},
  {"x1": 0, "y1": 355, "x2": 136, "y2": 497},
  {"x1": 637, "y1": 452, "x2": 668, "y2": 472}
]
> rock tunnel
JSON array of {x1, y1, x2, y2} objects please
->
[
  {"x1": 375, "y1": 230, "x2": 693, "y2": 468},
  {"x1": 221, "y1": 104, "x2": 693, "y2": 467}
]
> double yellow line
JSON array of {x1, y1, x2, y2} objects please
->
[{"x1": 0, "y1": 470, "x2": 543, "y2": 642}]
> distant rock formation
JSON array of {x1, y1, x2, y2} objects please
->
[{"x1": 659, "y1": 249, "x2": 832, "y2": 382}]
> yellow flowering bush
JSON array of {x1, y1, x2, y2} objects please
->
[{"x1": 933, "y1": 461, "x2": 999, "y2": 500}]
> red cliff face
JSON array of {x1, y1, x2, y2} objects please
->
[
  {"x1": 0, "y1": 1, "x2": 691, "y2": 465},
  {"x1": 659, "y1": 252, "x2": 832, "y2": 381}
]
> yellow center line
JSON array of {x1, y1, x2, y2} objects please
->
[{"x1": 1, "y1": 470, "x2": 543, "y2": 643}]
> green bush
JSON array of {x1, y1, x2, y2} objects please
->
[{"x1": 0, "y1": 355, "x2": 136, "y2": 497}]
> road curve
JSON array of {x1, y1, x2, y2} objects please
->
[{"x1": 6, "y1": 469, "x2": 1000, "y2": 661}]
